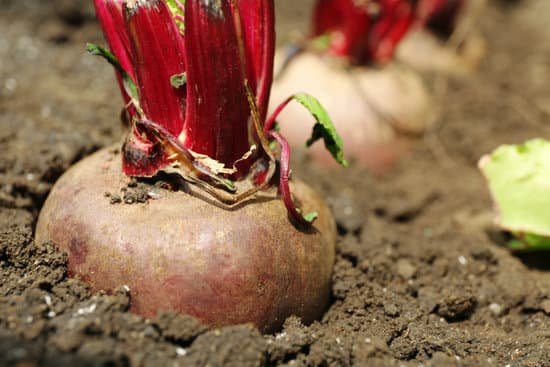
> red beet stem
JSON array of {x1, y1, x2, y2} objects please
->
[
  {"x1": 93, "y1": 0, "x2": 136, "y2": 108},
  {"x1": 369, "y1": 1, "x2": 415, "y2": 63},
  {"x1": 312, "y1": 0, "x2": 416, "y2": 65},
  {"x1": 234, "y1": 0, "x2": 275, "y2": 121},
  {"x1": 94, "y1": 0, "x2": 277, "y2": 177},
  {"x1": 264, "y1": 95, "x2": 293, "y2": 134},
  {"x1": 313, "y1": 0, "x2": 371, "y2": 62},
  {"x1": 126, "y1": 0, "x2": 187, "y2": 137},
  {"x1": 93, "y1": 0, "x2": 327, "y2": 222},
  {"x1": 182, "y1": 0, "x2": 251, "y2": 166},
  {"x1": 121, "y1": 133, "x2": 170, "y2": 177},
  {"x1": 269, "y1": 131, "x2": 311, "y2": 226}
]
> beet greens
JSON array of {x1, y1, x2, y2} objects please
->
[{"x1": 90, "y1": 0, "x2": 346, "y2": 225}]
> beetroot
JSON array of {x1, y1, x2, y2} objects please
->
[
  {"x1": 396, "y1": 0, "x2": 487, "y2": 75},
  {"x1": 36, "y1": 0, "x2": 346, "y2": 332},
  {"x1": 271, "y1": 53, "x2": 433, "y2": 173},
  {"x1": 36, "y1": 149, "x2": 335, "y2": 332},
  {"x1": 270, "y1": 0, "x2": 435, "y2": 173}
]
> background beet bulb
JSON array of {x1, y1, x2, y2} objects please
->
[
  {"x1": 271, "y1": 0, "x2": 435, "y2": 173},
  {"x1": 36, "y1": 0, "x2": 344, "y2": 333},
  {"x1": 397, "y1": 0, "x2": 487, "y2": 75}
]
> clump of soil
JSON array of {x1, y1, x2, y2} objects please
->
[
  {"x1": 104, "y1": 179, "x2": 155, "y2": 205},
  {"x1": 1, "y1": 0, "x2": 549, "y2": 366}
]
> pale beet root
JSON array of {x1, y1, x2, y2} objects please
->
[
  {"x1": 35, "y1": 147, "x2": 336, "y2": 333},
  {"x1": 397, "y1": 0, "x2": 487, "y2": 76},
  {"x1": 396, "y1": 28, "x2": 486, "y2": 76},
  {"x1": 270, "y1": 52, "x2": 435, "y2": 174}
]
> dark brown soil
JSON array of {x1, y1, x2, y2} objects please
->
[{"x1": 1, "y1": 0, "x2": 549, "y2": 366}]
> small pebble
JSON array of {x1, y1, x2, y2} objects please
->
[
  {"x1": 396, "y1": 259, "x2": 417, "y2": 279},
  {"x1": 4, "y1": 78, "x2": 17, "y2": 93},
  {"x1": 489, "y1": 303, "x2": 503, "y2": 316},
  {"x1": 384, "y1": 303, "x2": 400, "y2": 317}
]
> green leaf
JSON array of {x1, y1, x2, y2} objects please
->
[
  {"x1": 86, "y1": 43, "x2": 121, "y2": 70},
  {"x1": 86, "y1": 43, "x2": 140, "y2": 109},
  {"x1": 302, "y1": 211, "x2": 319, "y2": 223},
  {"x1": 269, "y1": 140, "x2": 278, "y2": 151},
  {"x1": 170, "y1": 73, "x2": 187, "y2": 89},
  {"x1": 508, "y1": 233, "x2": 550, "y2": 252},
  {"x1": 267, "y1": 123, "x2": 281, "y2": 151},
  {"x1": 310, "y1": 34, "x2": 331, "y2": 52},
  {"x1": 166, "y1": 0, "x2": 185, "y2": 32},
  {"x1": 479, "y1": 138, "x2": 550, "y2": 251},
  {"x1": 292, "y1": 93, "x2": 348, "y2": 167}
]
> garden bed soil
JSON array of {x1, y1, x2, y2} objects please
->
[{"x1": 1, "y1": 0, "x2": 549, "y2": 366}]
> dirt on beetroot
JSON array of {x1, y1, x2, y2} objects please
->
[{"x1": 1, "y1": 0, "x2": 549, "y2": 366}]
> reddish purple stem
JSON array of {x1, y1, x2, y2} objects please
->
[
  {"x1": 93, "y1": 0, "x2": 315, "y2": 225},
  {"x1": 126, "y1": 0, "x2": 187, "y2": 137},
  {"x1": 93, "y1": 0, "x2": 136, "y2": 110},
  {"x1": 312, "y1": 0, "x2": 416, "y2": 64},
  {"x1": 183, "y1": 0, "x2": 251, "y2": 167},
  {"x1": 235, "y1": 0, "x2": 275, "y2": 121},
  {"x1": 269, "y1": 132, "x2": 310, "y2": 227},
  {"x1": 264, "y1": 95, "x2": 293, "y2": 134}
]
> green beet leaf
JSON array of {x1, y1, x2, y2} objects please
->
[
  {"x1": 479, "y1": 138, "x2": 550, "y2": 250},
  {"x1": 291, "y1": 93, "x2": 348, "y2": 167},
  {"x1": 508, "y1": 233, "x2": 550, "y2": 252},
  {"x1": 86, "y1": 43, "x2": 140, "y2": 110}
]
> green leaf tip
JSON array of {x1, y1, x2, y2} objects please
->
[
  {"x1": 86, "y1": 43, "x2": 140, "y2": 108},
  {"x1": 508, "y1": 233, "x2": 550, "y2": 252},
  {"x1": 293, "y1": 93, "x2": 349, "y2": 167},
  {"x1": 86, "y1": 43, "x2": 119, "y2": 67},
  {"x1": 310, "y1": 34, "x2": 331, "y2": 52},
  {"x1": 303, "y1": 211, "x2": 319, "y2": 223},
  {"x1": 479, "y1": 138, "x2": 550, "y2": 251}
]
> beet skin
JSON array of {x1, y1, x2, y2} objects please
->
[{"x1": 35, "y1": 148, "x2": 336, "y2": 333}]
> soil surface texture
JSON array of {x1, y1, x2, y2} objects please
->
[{"x1": 1, "y1": 0, "x2": 549, "y2": 366}]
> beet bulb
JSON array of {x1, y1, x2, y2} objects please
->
[
  {"x1": 36, "y1": 0, "x2": 347, "y2": 333},
  {"x1": 396, "y1": 0, "x2": 487, "y2": 76},
  {"x1": 271, "y1": 0, "x2": 435, "y2": 174}
]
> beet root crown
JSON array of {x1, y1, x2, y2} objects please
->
[
  {"x1": 311, "y1": 0, "x2": 465, "y2": 65},
  {"x1": 91, "y1": 0, "x2": 347, "y2": 225}
]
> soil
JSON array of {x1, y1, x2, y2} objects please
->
[{"x1": 1, "y1": 0, "x2": 549, "y2": 366}]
